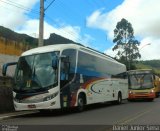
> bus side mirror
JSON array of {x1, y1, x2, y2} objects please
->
[
  {"x1": 2, "y1": 64, "x2": 7, "y2": 76},
  {"x1": 2, "y1": 62, "x2": 17, "y2": 76}
]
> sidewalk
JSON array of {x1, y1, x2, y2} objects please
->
[{"x1": 0, "y1": 111, "x2": 38, "y2": 120}]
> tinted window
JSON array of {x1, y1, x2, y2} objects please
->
[
  {"x1": 77, "y1": 51, "x2": 111, "y2": 78},
  {"x1": 61, "y1": 49, "x2": 76, "y2": 81}
]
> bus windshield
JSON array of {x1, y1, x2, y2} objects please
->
[
  {"x1": 129, "y1": 73, "x2": 153, "y2": 90},
  {"x1": 14, "y1": 51, "x2": 59, "y2": 93}
]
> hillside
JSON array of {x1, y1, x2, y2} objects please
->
[
  {"x1": 135, "y1": 60, "x2": 160, "y2": 74},
  {"x1": 0, "y1": 26, "x2": 76, "y2": 56},
  {"x1": 0, "y1": 26, "x2": 38, "y2": 47}
]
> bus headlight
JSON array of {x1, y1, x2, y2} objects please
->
[
  {"x1": 129, "y1": 91, "x2": 134, "y2": 94},
  {"x1": 43, "y1": 92, "x2": 59, "y2": 101},
  {"x1": 150, "y1": 89, "x2": 154, "y2": 93}
]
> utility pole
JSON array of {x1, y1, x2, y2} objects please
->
[{"x1": 39, "y1": 0, "x2": 44, "y2": 47}]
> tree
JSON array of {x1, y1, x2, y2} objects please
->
[{"x1": 112, "y1": 18, "x2": 141, "y2": 70}]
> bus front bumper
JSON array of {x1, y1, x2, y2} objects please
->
[
  {"x1": 14, "y1": 98, "x2": 60, "y2": 111},
  {"x1": 128, "y1": 92, "x2": 156, "y2": 100}
]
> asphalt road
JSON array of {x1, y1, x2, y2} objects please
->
[{"x1": 1, "y1": 98, "x2": 160, "y2": 131}]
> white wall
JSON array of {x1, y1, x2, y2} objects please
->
[{"x1": 0, "y1": 54, "x2": 19, "y2": 76}]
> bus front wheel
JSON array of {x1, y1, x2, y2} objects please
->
[{"x1": 147, "y1": 98, "x2": 154, "y2": 102}]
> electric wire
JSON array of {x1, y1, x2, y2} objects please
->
[
  {"x1": 0, "y1": 0, "x2": 107, "y2": 45},
  {"x1": 45, "y1": 0, "x2": 56, "y2": 12},
  {"x1": 0, "y1": 0, "x2": 39, "y2": 14}
]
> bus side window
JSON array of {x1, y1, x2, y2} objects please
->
[
  {"x1": 61, "y1": 49, "x2": 76, "y2": 82},
  {"x1": 123, "y1": 72, "x2": 127, "y2": 79},
  {"x1": 60, "y1": 59, "x2": 70, "y2": 81},
  {"x1": 112, "y1": 72, "x2": 127, "y2": 79}
]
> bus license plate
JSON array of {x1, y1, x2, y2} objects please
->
[{"x1": 28, "y1": 104, "x2": 36, "y2": 108}]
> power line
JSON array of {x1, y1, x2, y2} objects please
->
[
  {"x1": 7, "y1": 0, "x2": 38, "y2": 11},
  {"x1": 45, "y1": 0, "x2": 56, "y2": 12},
  {"x1": 42, "y1": 0, "x2": 86, "y2": 43},
  {"x1": 0, "y1": 0, "x2": 39, "y2": 14},
  {"x1": 0, "y1": 0, "x2": 80, "y2": 42},
  {"x1": 0, "y1": 0, "x2": 96, "y2": 45},
  {"x1": 45, "y1": 15, "x2": 84, "y2": 43},
  {"x1": 44, "y1": 1, "x2": 92, "y2": 44}
]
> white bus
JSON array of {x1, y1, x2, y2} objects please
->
[{"x1": 2, "y1": 44, "x2": 128, "y2": 112}]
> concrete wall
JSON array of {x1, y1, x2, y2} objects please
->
[
  {"x1": 0, "y1": 54, "x2": 19, "y2": 77},
  {"x1": 0, "y1": 76, "x2": 14, "y2": 113}
]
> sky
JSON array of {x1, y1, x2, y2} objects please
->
[{"x1": 0, "y1": 0, "x2": 160, "y2": 60}]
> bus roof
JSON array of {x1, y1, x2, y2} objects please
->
[
  {"x1": 21, "y1": 43, "x2": 113, "y2": 59},
  {"x1": 21, "y1": 43, "x2": 126, "y2": 71},
  {"x1": 21, "y1": 44, "x2": 76, "y2": 56},
  {"x1": 128, "y1": 69, "x2": 152, "y2": 72},
  {"x1": 128, "y1": 69, "x2": 153, "y2": 74}
]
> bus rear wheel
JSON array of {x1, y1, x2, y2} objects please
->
[
  {"x1": 117, "y1": 92, "x2": 122, "y2": 104},
  {"x1": 77, "y1": 95, "x2": 85, "y2": 112}
]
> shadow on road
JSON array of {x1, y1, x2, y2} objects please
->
[{"x1": 15, "y1": 101, "x2": 128, "y2": 118}]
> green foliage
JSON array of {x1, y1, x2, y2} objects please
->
[
  {"x1": 112, "y1": 18, "x2": 141, "y2": 70},
  {"x1": 141, "y1": 60, "x2": 160, "y2": 68},
  {"x1": 135, "y1": 60, "x2": 160, "y2": 75}
]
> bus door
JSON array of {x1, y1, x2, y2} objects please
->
[{"x1": 60, "y1": 49, "x2": 77, "y2": 108}]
